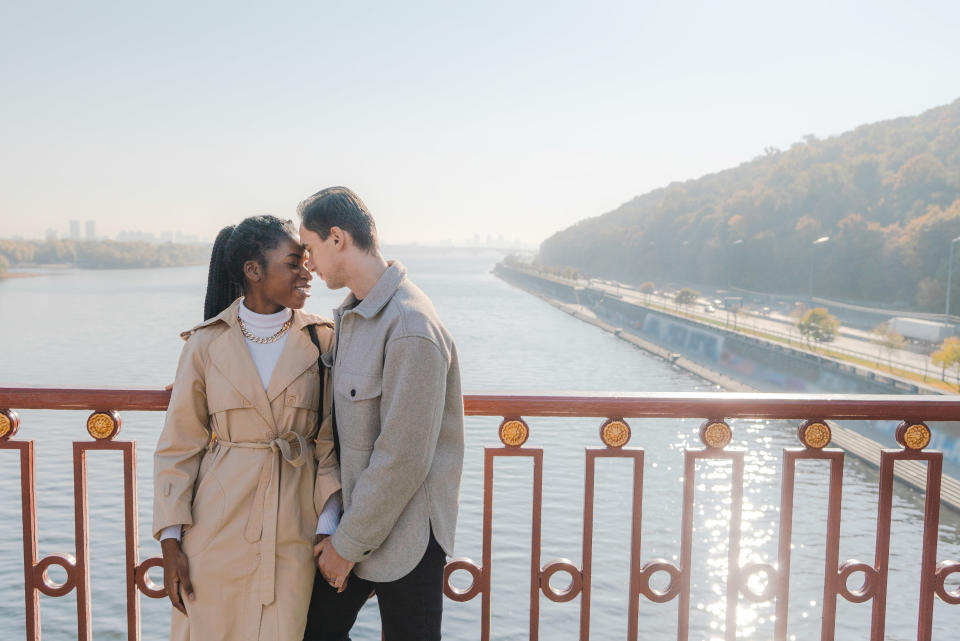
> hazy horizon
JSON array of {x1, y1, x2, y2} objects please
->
[{"x1": 3, "y1": 1, "x2": 960, "y2": 246}]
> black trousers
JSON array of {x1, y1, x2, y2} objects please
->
[{"x1": 302, "y1": 532, "x2": 446, "y2": 641}]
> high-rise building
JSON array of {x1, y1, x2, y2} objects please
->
[
  {"x1": 69, "y1": 220, "x2": 81, "y2": 240},
  {"x1": 85, "y1": 220, "x2": 96, "y2": 241}
]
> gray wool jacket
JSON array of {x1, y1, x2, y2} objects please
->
[{"x1": 323, "y1": 261, "x2": 464, "y2": 582}]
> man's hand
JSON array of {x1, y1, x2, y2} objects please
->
[
  {"x1": 161, "y1": 538, "x2": 194, "y2": 615},
  {"x1": 314, "y1": 537, "x2": 355, "y2": 593}
]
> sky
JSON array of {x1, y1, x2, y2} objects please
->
[{"x1": 2, "y1": 0, "x2": 960, "y2": 246}]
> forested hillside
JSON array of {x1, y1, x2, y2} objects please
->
[{"x1": 538, "y1": 98, "x2": 960, "y2": 311}]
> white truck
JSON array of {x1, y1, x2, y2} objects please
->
[{"x1": 886, "y1": 317, "x2": 952, "y2": 343}]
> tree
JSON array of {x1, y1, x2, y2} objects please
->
[
  {"x1": 872, "y1": 325, "x2": 905, "y2": 370},
  {"x1": 639, "y1": 281, "x2": 655, "y2": 303},
  {"x1": 674, "y1": 288, "x2": 699, "y2": 312},
  {"x1": 797, "y1": 308, "x2": 840, "y2": 345},
  {"x1": 931, "y1": 336, "x2": 960, "y2": 388},
  {"x1": 0, "y1": 254, "x2": 7, "y2": 275},
  {"x1": 534, "y1": 98, "x2": 960, "y2": 307}
]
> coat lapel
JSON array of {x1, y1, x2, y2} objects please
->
[
  {"x1": 265, "y1": 312, "x2": 320, "y2": 403},
  {"x1": 205, "y1": 302, "x2": 278, "y2": 432}
]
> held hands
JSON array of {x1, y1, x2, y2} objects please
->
[
  {"x1": 161, "y1": 538, "x2": 194, "y2": 616},
  {"x1": 313, "y1": 536, "x2": 355, "y2": 593}
]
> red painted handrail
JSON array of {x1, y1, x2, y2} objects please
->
[{"x1": 3, "y1": 387, "x2": 960, "y2": 420}]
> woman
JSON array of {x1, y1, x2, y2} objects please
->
[{"x1": 153, "y1": 215, "x2": 340, "y2": 641}]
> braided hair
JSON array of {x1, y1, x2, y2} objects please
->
[{"x1": 203, "y1": 215, "x2": 298, "y2": 320}]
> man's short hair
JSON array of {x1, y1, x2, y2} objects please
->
[{"x1": 297, "y1": 186, "x2": 378, "y2": 252}]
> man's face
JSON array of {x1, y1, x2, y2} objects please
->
[{"x1": 299, "y1": 223, "x2": 345, "y2": 290}]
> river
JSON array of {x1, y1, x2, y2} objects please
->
[{"x1": 1, "y1": 248, "x2": 958, "y2": 640}]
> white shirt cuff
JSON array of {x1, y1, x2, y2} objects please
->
[
  {"x1": 160, "y1": 525, "x2": 182, "y2": 541},
  {"x1": 315, "y1": 492, "x2": 342, "y2": 535}
]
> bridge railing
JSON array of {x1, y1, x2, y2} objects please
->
[{"x1": 1, "y1": 388, "x2": 959, "y2": 641}]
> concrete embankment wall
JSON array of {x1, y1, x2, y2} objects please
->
[{"x1": 495, "y1": 264, "x2": 960, "y2": 483}]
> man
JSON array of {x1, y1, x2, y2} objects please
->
[{"x1": 297, "y1": 186, "x2": 464, "y2": 641}]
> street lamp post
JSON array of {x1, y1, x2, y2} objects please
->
[
  {"x1": 807, "y1": 236, "x2": 831, "y2": 301},
  {"x1": 944, "y1": 236, "x2": 960, "y2": 329},
  {"x1": 727, "y1": 239, "x2": 743, "y2": 289}
]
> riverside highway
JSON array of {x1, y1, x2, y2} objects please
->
[{"x1": 584, "y1": 279, "x2": 956, "y2": 388}]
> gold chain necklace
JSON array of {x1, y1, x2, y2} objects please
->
[{"x1": 238, "y1": 315, "x2": 293, "y2": 344}]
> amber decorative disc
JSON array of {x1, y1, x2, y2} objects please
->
[
  {"x1": 700, "y1": 420, "x2": 732, "y2": 449},
  {"x1": 87, "y1": 411, "x2": 121, "y2": 440},
  {"x1": 499, "y1": 418, "x2": 529, "y2": 447},
  {"x1": 599, "y1": 419, "x2": 631, "y2": 448}
]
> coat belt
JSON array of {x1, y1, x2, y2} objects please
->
[{"x1": 213, "y1": 431, "x2": 310, "y2": 605}]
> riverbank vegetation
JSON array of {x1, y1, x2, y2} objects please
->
[
  {"x1": 538, "y1": 97, "x2": 960, "y2": 312},
  {"x1": 0, "y1": 239, "x2": 210, "y2": 270},
  {"x1": 797, "y1": 308, "x2": 840, "y2": 344}
]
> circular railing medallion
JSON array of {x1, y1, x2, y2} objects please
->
[
  {"x1": 739, "y1": 563, "x2": 778, "y2": 603},
  {"x1": 0, "y1": 409, "x2": 20, "y2": 440},
  {"x1": 699, "y1": 419, "x2": 732, "y2": 450},
  {"x1": 33, "y1": 554, "x2": 78, "y2": 598},
  {"x1": 895, "y1": 422, "x2": 931, "y2": 450},
  {"x1": 135, "y1": 557, "x2": 167, "y2": 598},
  {"x1": 498, "y1": 418, "x2": 529, "y2": 447},
  {"x1": 935, "y1": 560, "x2": 960, "y2": 605},
  {"x1": 87, "y1": 410, "x2": 121, "y2": 440},
  {"x1": 837, "y1": 560, "x2": 880, "y2": 603},
  {"x1": 798, "y1": 420, "x2": 831, "y2": 449},
  {"x1": 443, "y1": 558, "x2": 483, "y2": 602},
  {"x1": 638, "y1": 559, "x2": 681, "y2": 603},
  {"x1": 599, "y1": 418, "x2": 631, "y2": 448},
  {"x1": 540, "y1": 559, "x2": 583, "y2": 602}
]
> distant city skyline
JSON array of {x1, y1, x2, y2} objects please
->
[
  {"x1": 11, "y1": 220, "x2": 536, "y2": 249},
  {"x1": 10, "y1": 221, "x2": 535, "y2": 249},
  {"x1": 2, "y1": 1, "x2": 960, "y2": 247}
]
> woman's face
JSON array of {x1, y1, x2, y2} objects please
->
[{"x1": 243, "y1": 235, "x2": 312, "y2": 311}]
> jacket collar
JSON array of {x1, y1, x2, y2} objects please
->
[
  {"x1": 180, "y1": 297, "x2": 244, "y2": 340},
  {"x1": 336, "y1": 261, "x2": 406, "y2": 320},
  {"x1": 180, "y1": 298, "x2": 322, "y2": 432}
]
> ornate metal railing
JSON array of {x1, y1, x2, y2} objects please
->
[{"x1": 1, "y1": 388, "x2": 959, "y2": 641}]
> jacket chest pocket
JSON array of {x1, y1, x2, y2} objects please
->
[{"x1": 334, "y1": 370, "x2": 382, "y2": 451}]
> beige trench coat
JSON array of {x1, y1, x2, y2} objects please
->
[{"x1": 153, "y1": 298, "x2": 340, "y2": 641}]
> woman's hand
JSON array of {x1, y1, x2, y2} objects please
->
[
  {"x1": 315, "y1": 537, "x2": 355, "y2": 593},
  {"x1": 161, "y1": 538, "x2": 194, "y2": 615}
]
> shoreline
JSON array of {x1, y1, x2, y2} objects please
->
[{"x1": 497, "y1": 270, "x2": 960, "y2": 512}]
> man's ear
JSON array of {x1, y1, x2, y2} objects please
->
[
  {"x1": 329, "y1": 226, "x2": 349, "y2": 251},
  {"x1": 243, "y1": 259, "x2": 263, "y2": 282}
]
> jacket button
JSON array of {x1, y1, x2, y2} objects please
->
[
  {"x1": 350, "y1": 389, "x2": 356, "y2": 397},
  {"x1": 363, "y1": 550, "x2": 371, "y2": 555}
]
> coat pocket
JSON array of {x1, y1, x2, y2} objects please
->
[
  {"x1": 334, "y1": 370, "x2": 382, "y2": 451},
  {"x1": 184, "y1": 474, "x2": 225, "y2": 558}
]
